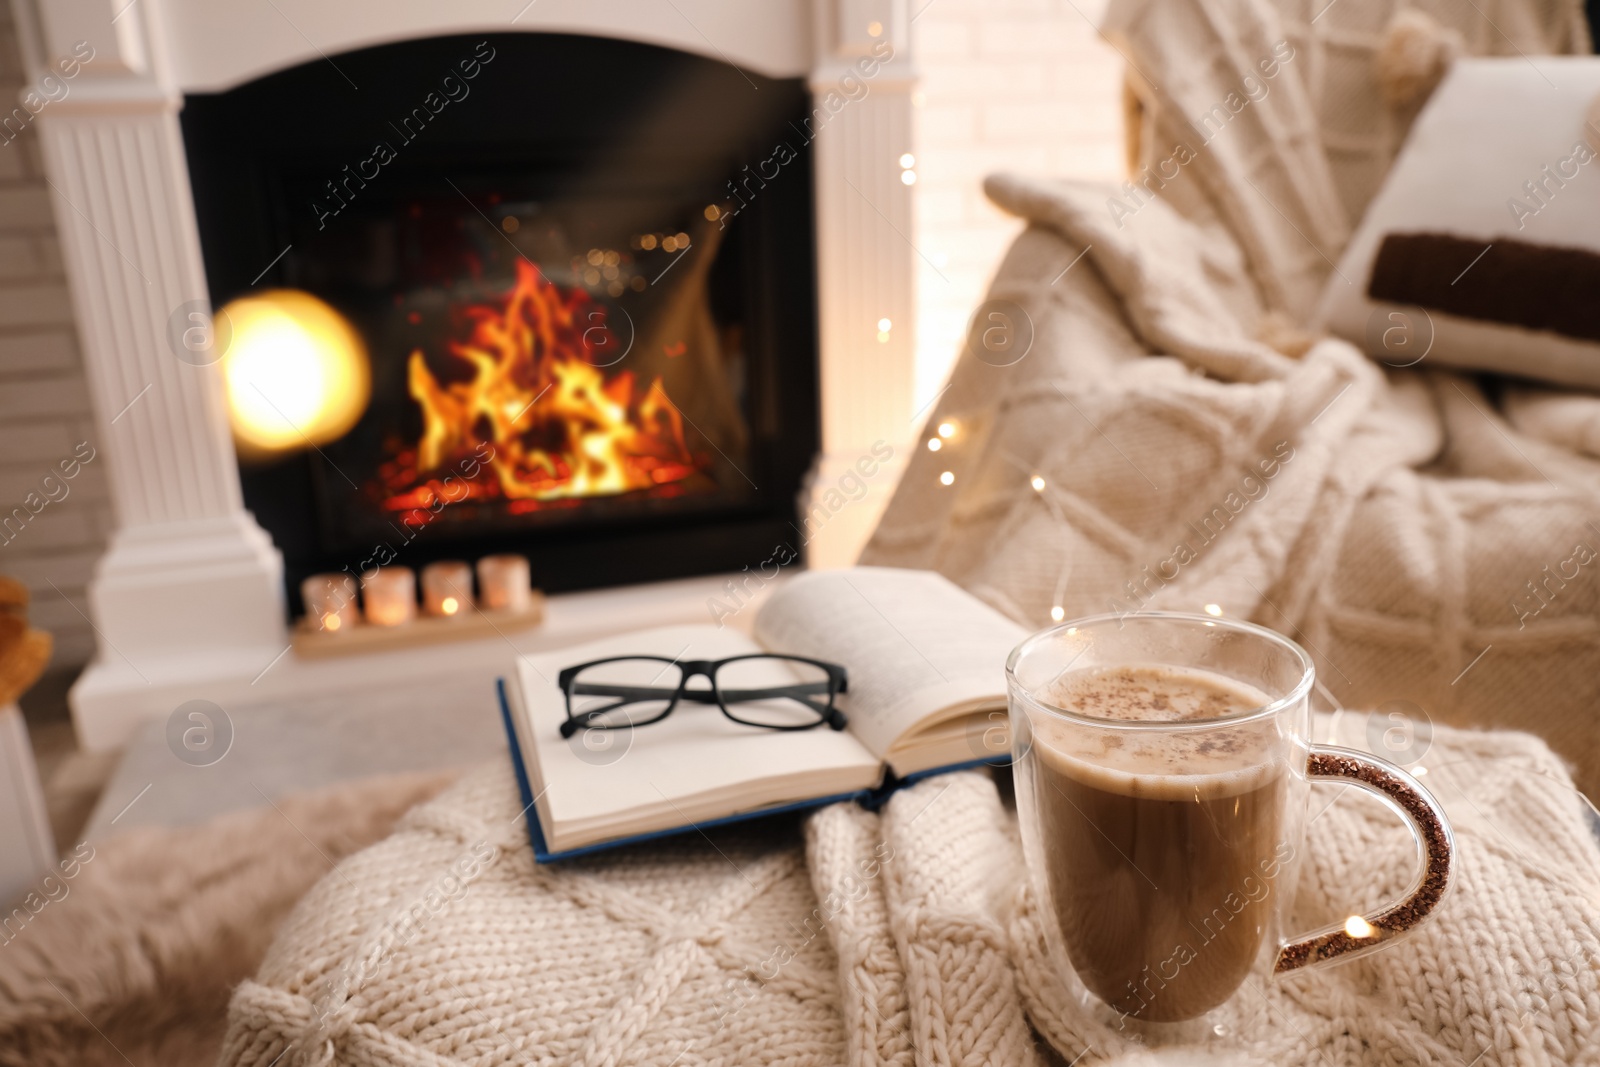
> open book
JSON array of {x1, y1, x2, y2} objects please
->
[{"x1": 499, "y1": 566, "x2": 1028, "y2": 859}]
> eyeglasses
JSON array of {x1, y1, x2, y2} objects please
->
[{"x1": 556, "y1": 654, "x2": 849, "y2": 737}]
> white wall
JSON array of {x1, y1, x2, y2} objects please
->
[
  {"x1": 0, "y1": 1, "x2": 106, "y2": 669},
  {"x1": 909, "y1": 0, "x2": 1124, "y2": 411}
]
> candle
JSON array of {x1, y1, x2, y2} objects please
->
[
  {"x1": 362, "y1": 566, "x2": 416, "y2": 627},
  {"x1": 476, "y1": 554, "x2": 531, "y2": 613},
  {"x1": 301, "y1": 573, "x2": 358, "y2": 634},
  {"x1": 422, "y1": 560, "x2": 473, "y2": 619}
]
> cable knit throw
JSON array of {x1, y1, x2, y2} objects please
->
[
  {"x1": 861, "y1": 0, "x2": 1600, "y2": 804},
  {"x1": 219, "y1": 719, "x2": 1600, "y2": 1066}
]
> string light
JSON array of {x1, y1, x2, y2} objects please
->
[
  {"x1": 867, "y1": 20, "x2": 883, "y2": 36},
  {"x1": 927, "y1": 438, "x2": 941, "y2": 452},
  {"x1": 1030, "y1": 475, "x2": 1046, "y2": 492},
  {"x1": 1344, "y1": 915, "x2": 1376, "y2": 939},
  {"x1": 1050, "y1": 605, "x2": 1065, "y2": 622},
  {"x1": 938, "y1": 422, "x2": 956, "y2": 439},
  {"x1": 877, "y1": 317, "x2": 893, "y2": 343},
  {"x1": 1204, "y1": 603, "x2": 1224, "y2": 617},
  {"x1": 939, "y1": 471, "x2": 955, "y2": 486},
  {"x1": 899, "y1": 152, "x2": 916, "y2": 185}
]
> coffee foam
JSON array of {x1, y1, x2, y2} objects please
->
[{"x1": 1030, "y1": 665, "x2": 1286, "y2": 800}]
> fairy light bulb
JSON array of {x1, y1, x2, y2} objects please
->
[{"x1": 939, "y1": 471, "x2": 955, "y2": 486}]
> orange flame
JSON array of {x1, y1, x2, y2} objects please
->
[{"x1": 387, "y1": 260, "x2": 702, "y2": 515}]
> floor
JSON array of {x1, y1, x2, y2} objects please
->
[
  {"x1": 82, "y1": 674, "x2": 508, "y2": 838},
  {"x1": 20, "y1": 571, "x2": 776, "y2": 846},
  {"x1": 19, "y1": 660, "x2": 512, "y2": 846}
]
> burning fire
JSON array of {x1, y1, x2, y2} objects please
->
[{"x1": 382, "y1": 260, "x2": 705, "y2": 520}]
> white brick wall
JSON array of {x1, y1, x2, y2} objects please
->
[
  {"x1": 910, "y1": 0, "x2": 1124, "y2": 409},
  {"x1": 0, "y1": 2, "x2": 108, "y2": 669}
]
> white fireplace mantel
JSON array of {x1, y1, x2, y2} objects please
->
[{"x1": 11, "y1": 0, "x2": 917, "y2": 749}]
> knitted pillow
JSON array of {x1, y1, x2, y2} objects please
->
[{"x1": 1317, "y1": 58, "x2": 1600, "y2": 387}]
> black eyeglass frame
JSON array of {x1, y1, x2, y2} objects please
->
[{"x1": 556, "y1": 654, "x2": 849, "y2": 738}]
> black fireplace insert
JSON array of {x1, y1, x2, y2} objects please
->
[{"x1": 181, "y1": 32, "x2": 819, "y2": 615}]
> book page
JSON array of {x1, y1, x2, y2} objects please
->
[
  {"x1": 752, "y1": 567, "x2": 1028, "y2": 759},
  {"x1": 515, "y1": 624, "x2": 881, "y2": 852}
]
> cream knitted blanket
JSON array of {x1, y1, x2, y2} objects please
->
[
  {"x1": 863, "y1": 169, "x2": 1600, "y2": 804},
  {"x1": 862, "y1": 0, "x2": 1600, "y2": 800},
  {"x1": 219, "y1": 719, "x2": 1600, "y2": 1066}
]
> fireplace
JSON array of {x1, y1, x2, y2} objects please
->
[
  {"x1": 180, "y1": 33, "x2": 820, "y2": 611},
  {"x1": 29, "y1": 0, "x2": 916, "y2": 749}
]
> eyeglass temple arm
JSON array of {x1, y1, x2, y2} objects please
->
[
  {"x1": 564, "y1": 681, "x2": 846, "y2": 730},
  {"x1": 568, "y1": 682, "x2": 720, "y2": 703},
  {"x1": 568, "y1": 682, "x2": 836, "y2": 703}
]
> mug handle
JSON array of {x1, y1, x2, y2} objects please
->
[{"x1": 1273, "y1": 744, "x2": 1455, "y2": 976}]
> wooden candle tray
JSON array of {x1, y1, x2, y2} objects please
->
[{"x1": 291, "y1": 592, "x2": 546, "y2": 659}]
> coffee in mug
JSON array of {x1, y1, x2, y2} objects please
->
[
  {"x1": 1007, "y1": 615, "x2": 1455, "y2": 1027},
  {"x1": 1033, "y1": 665, "x2": 1290, "y2": 1021}
]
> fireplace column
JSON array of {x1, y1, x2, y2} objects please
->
[
  {"x1": 18, "y1": 5, "x2": 287, "y2": 747},
  {"x1": 804, "y1": 0, "x2": 918, "y2": 568}
]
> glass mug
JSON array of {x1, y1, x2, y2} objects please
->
[{"x1": 1007, "y1": 613, "x2": 1454, "y2": 1029}]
